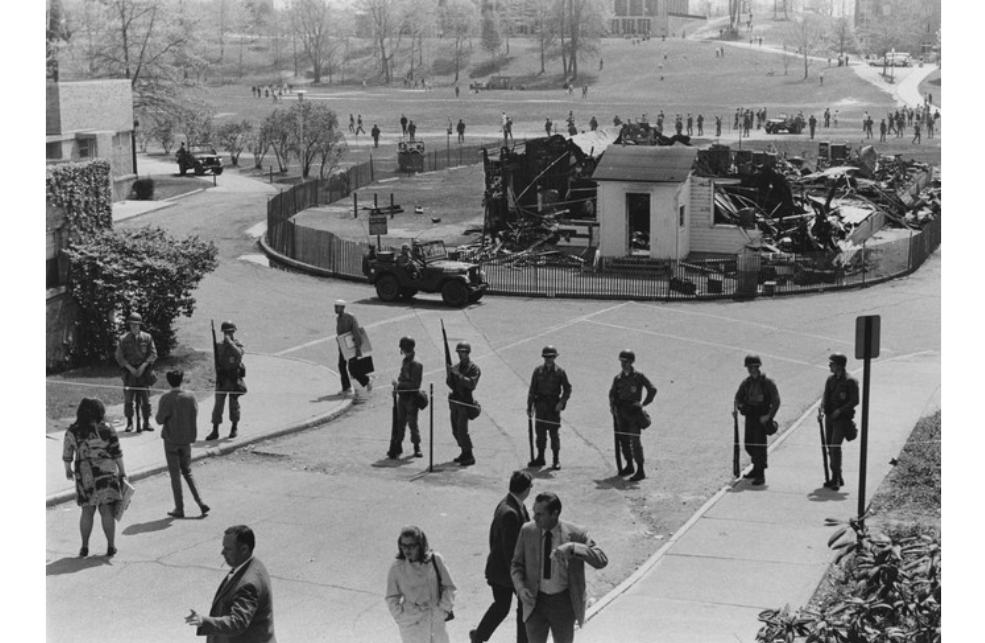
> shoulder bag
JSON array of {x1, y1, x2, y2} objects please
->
[{"x1": 432, "y1": 555, "x2": 454, "y2": 621}]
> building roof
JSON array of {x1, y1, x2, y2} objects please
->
[{"x1": 592, "y1": 145, "x2": 697, "y2": 183}]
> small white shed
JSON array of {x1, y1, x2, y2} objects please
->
[{"x1": 592, "y1": 146, "x2": 697, "y2": 260}]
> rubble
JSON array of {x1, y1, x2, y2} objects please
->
[{"x1": 698, "y1": 143, "x2": 939, "y2": 254}]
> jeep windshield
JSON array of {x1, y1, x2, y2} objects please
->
[{"x1": 415, "y1": 241, "x2": 448, "y2": 262}]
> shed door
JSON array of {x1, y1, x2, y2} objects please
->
[{"x1": 626, "y1": 192, "x2": 650, "y2": 254}]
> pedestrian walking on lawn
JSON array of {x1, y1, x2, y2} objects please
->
[
  {"x1": 912, "y1": 121, "x2": 922, "y2": 144},
  {"x1": 115, "y1": 312, "x2": 158, "y2": 433},
  {"x1": 447, "y1": 341, "x2": 480, "y2": 466},
  {"x1": 390, "y1": 337, "x2": 424, "y2": 459},
  {"x1": 408, "y1": 121, "x2": 417, "y2": 141},
  {"x1": 400, "y1": 114, "x2": 408, "y2": 136},
  {"x1": 457, "y1": 119, "x2": 466, "y2": 143},
  {"x1": 356, "y1": 115, "x2": 366, "y2": 136},
  {"x1": 819, "y1": 353, "x2": 859, "y2": 492},
  {"x1": 608, "y1": 350, "x2": 656, "y2": 481},
  {"x1": 207, "y1": 320, "x2": 246, "y2": 441},
  {"x1": 156, "y1": 369, "x2": 210, "y2": 518},
  {"x1": 372, "y1": 124, "x2": 381, "y2": 148},
  {"x1": 527, "y1": 346, "x2": 572, "y2": 470},
  {"x1": 733, "y1": 354, "x2": 780, "y2": 486}
]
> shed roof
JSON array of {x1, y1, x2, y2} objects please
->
[{"x1": 592, "y1": 145, "x2": 697, "y2": 183}]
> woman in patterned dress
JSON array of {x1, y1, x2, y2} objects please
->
[{"x1": 62, "y1": 398, "x2": 128, "y2": 557}]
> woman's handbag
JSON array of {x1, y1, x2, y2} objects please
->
[{"x1": 432, "y1": 556, "x2": 454, "y2": 621}]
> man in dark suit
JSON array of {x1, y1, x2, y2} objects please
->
[
  {"x1": 186, "y1": 525, "x2": 276, "y2": 643},
  {"x1": 511, "y1": 492, "x2": 608, "y2": 643},
  {"x1": 471, "y1": 471, "x2": 533, "y2": 643}
]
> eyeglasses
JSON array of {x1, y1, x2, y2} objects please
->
[{"x1": 399, "y1": 542, "x2": 418, "y2": 549}]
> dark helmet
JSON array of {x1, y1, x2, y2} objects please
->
[
  {"x1": 399, "y1": 336, "x2": 416, "y2": 352},
  {"x1": 456, "y1": 341, "x2": 471, "y2": 353},
  {"x1": 127, "y1": 312, "x2": 143, "y2": 324},
  {"x1": 220, "y1": 320, "x2": 237, "y2": 333},
  {"x1": 744, "y1": 354, "x2": 762, "y2": 367},
  {"x1": 829, "y1": 352, "x2": 848, "y2": 367},
  {"x1": 542, "y1": 345, "x2": 559, "y2": 358},
  {"x1": 618, "y1": 349, "x2": 635, "y2": 362}
]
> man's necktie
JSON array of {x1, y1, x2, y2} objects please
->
[{"x1": 543, "y1": 531, "x2": 552, "y2": 579}]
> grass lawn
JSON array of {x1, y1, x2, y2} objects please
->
[
  {"x1": 45, "y1": 348, "x2": 215, "y2": 433},
  {"x1": 167, "y1": 35, "x2": 911, "y2": 161}
]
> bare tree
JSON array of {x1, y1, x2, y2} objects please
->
[
  {"x1": 828, "y1": 13, "x2": 856, "y2": 58},
  {"x1": 74, "y1": 0, "x2": 201, "y2": 112},
  {"x1": 564, "y1": 0, "x2": 606, "y2": 81},
  {"x1": 290, "y1": 0, "x2": 339, "y2": 84},
  {"x1": 439, "y1": 0, "x2": 477, "y2": 82},
  {"x1": 531, "y1": 0, "x2": 557, "y2": 74},
  {"x1": 360, "y1": 0, "x2": 406, "y2": 84},
  {"x1": 403, "y1": 0, "x2": 437, "y2": 82},
  {"x1": 794, "y1": 14, "x2": 824, "y2": 79}
]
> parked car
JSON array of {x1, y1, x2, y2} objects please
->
[
  {"x1": 176, "y1": 145, "x2": 223, "y2": 176},
  {"x1": 363, "y1": 240, "x2": 488, "y2": 307}
]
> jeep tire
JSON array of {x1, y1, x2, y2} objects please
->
[
  {"x1": 194, "y1": 162, "x2": 205, "y2": 176},
  {"x1": 399, "y1": 287, "x2": 418, "y2": 300},
  {"x1": 375, "y1": 274, "x2": 401, "y2": 302},
  {"x1": 441, "y1": 280, "x2": 470, "y2": 307}
]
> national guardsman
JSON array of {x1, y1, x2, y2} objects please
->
[{"x1": 527, "y1": 346, "x2": 572, "y2": 470}]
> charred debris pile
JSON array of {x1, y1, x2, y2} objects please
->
[{"x1": 699, "y1": 143, "x2": 939, "y2": 254}]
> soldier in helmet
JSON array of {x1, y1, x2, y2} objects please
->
[
  {"x1": 733, "y1": 354, "x2": 780, "y2": 485},
  {"x1": 115, "y1": 312, "x2": 158, "y2": 432},
  {"x1": 819, "y1": 353, "x2": 859, "y2": 491},
  {"x1": 207, "y1": 320, "x2": 245, "y2": 441},
  {"x1": 527, "y1": 345, "x2": 572, "y2": 470},
  {"x1": 608, "y1": 350, "x2": 657, "y2": 481},
  {"x1": 447, "y1": 341, "x2": 481, "y2": 466},
  {"x1": 390, "y1": 336, "x2": 424, "y2": 459}
]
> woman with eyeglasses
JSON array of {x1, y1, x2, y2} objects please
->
[{"x1": 385, "y1": 525, "x2": 456, "y2": 643}]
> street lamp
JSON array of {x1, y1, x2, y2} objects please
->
[{"x1": 297, "y1": 90, "x2": 307, "y2": 179}]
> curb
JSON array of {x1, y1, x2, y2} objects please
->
[
  {"x1": 585, "y1": 396, "x2": 825, "y2": 622},
  {"x1": 45, "y1": 400, "x2": 351, "y2": 508}
]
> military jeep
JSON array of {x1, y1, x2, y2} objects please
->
[
  {"x1": 764, "y1": 114, "x2": 805, "y2": 135},
  {"x1": 363, "y1": 240, "x2": 488, "y2": 307},
  {"x1": 176, "y1": 145, "x2": 224, "y2": 176}
]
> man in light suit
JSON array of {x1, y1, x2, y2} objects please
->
[
  {"x1": 511, "y1": 492, "x2": 608, "y2": 643},
  {"x1": 186, "y1": 525, "x2": 276, "y2": 643},
  {"x1": 471, "y1": 471, "x2": 533, "y2": 643}
]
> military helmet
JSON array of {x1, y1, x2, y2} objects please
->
[
  {"x1": 829, "y1": 352, "x2": 848, "y2": 367},
  {"x1": 127, "y1": 312, "x2": 143, "y2": 324},
  {"x1": 399, "y1": 336, "x2": 416, "y2": 351},
  {"x1": 221, "y1": 321, "x2": 237, "y2": 333},
  {"x1": 542, "y1": 345, "x2": 559, "y2": 358},
  {"x1": 456, "y1": 341, "x2": 472, "y2": 353},
  {"x1": 618, "y1": 349, "x2": 635, "y2": 362},
  {"x1": 744, "y1": 354, "x2": 762, "y2": 367}
]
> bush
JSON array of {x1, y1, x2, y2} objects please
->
[
  {"x1": 132, "y1": 178, "x2": 155, "y2": 200},
  {"x1": 63, "y1": 227, "x2": 219, "y2": 364},
  {"x1": 46, "y1": 160, "x2": 113, "y2": 243}
]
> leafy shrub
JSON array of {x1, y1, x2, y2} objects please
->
[
  {"x1": 46, "y1": 160, "x2": 113, "y2": 243},
  {"x1": 63, "y1": 227, "x2": 219, "y2": 364},
  {"x1": 757, "y1": 519, "x2": 941, "y2": 642},
  {"x1": 132, "y1": 178, "x2": 155, "y2": 200}
]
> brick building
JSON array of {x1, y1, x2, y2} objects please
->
[{"x1": 46, "y1": 79, "x2": 136, "y2": 196}]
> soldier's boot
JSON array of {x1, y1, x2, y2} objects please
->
[
  {"x1": 229, "y1": 423, "x2": 238, "y2": 439},
  {"x1": 125, "y1": 418, "x2": 134, "y2": 433},
  {"x1": 205, "y1": 424, "x2": 220, "y2": 441},
  {"x1": 459, "y1": 450, "x2": 475, "y2": 467},
  {"x1": 629, "y1": 463, "x2": 646, "y2": 482},
  {"x1": 551, "y1": 452, "x2": 561, "y2": 471},
  {"x1": 142, "y1": 413, "x2": 154, "y2": 432},
  {"x1": 618, "y1": 463, "x2": 635, "y2": 476},
  {"x1": 135, "y1": 416, "x2": 143, "y2": 433},
  {"x1": 528, "y1": 449, "x2": 546, "y2": 468},
  {"x1": 413, "y1": 443, "x2": 423, "y2": 458}
]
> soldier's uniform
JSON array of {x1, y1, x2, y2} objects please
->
[
  {"x1": 734, "y1": 355, "x2": 780, "y2": 485},
  {"x1": 821, "y1": 353, "x2": 859, "y2": 490},
  {"x1": 447, "y1": 342, "x2": 481, "y2": 466},
  {"x1": 391, "y1": 337, "x2": 424, "y2": 459},
  {"x1": 209, "y1": 321, "x2": 245, "y2": 440},
  {"x1": 527, "y1": 346, "x2": 572, "y2": 469},
  {"x1": 115, "y1": 313, "x2": 158, "y2": 432},
  {"x1": 609, "y1": 351, "x2": 657, "y2": 481}
]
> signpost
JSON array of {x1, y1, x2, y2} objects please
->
[
  {"x1": 369, "y1": 214, "x2": 388, "y2": 248},
  {"x1": 854, "y1": 314, "x2": 880, "y2": 526}
]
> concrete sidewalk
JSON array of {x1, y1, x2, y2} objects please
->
[
  {"x1": 46, "y1": 353, "x2": 353, "y2": 506},
  {"x1": 581, "y1": 350, "x2": 940, "y2": 643}
]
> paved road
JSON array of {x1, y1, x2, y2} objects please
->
[{"x1": 47, "y1": 151, "x2": 940, "y2": 642}]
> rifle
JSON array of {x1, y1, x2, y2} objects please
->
[
  {"x1": 732, "y1": 411, "x2": 740, "y2": 478},
  {"x1": 612, "y1": 410, "x2": 624, "y2": 473},
  {"x1": 440, "y1": 319, "x2": 452, "y2": 368},
  {"x1": 527, "y1": 415, "x2": 535, "y2": 463},
  {"x1": 210, "y1": 320, "x2": 221, "y2": 374},
  {"x1": 817, "y1": 412, "x2": 830, "y2": 485}
]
